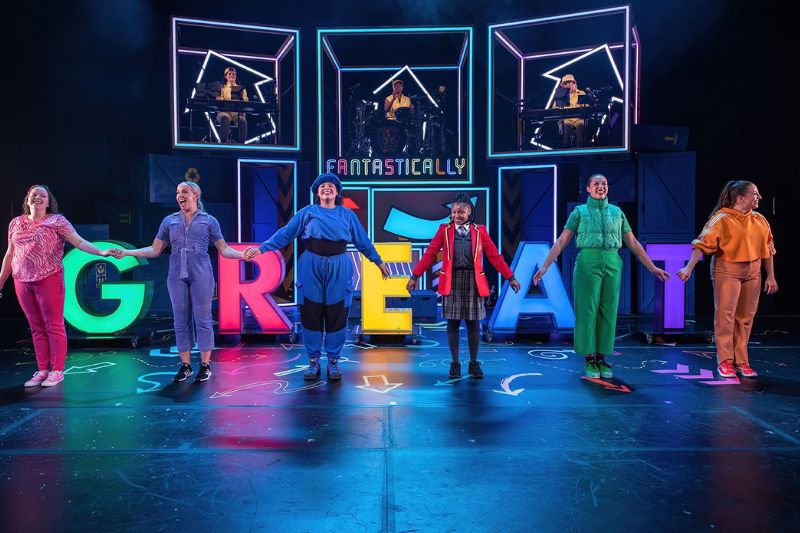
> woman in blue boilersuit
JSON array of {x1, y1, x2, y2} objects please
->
[
  {"x1": 245, "y1": 174, "x2": 390, "y2": 382},
  {"x1": 112, "y1": 181, "x2": 244, "y2": 384}
]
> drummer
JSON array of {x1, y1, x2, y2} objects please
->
[{"x1": 384, "y1": 79, "x2": 414, "y2": 120}]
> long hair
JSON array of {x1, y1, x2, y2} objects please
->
[
  {"x1": 22, "y1": 185, "x2": 60, "y2": 215},
  {"x1": 450, "y1": 192, "x2": 475, "y2": 224},
  {"x1": 179, "y1": 181, "x2": 205, "y2": 211},
  {"x1": 711, "y1": 180, "x2": 753, "y2": 216}
]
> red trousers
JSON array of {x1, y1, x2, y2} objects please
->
[{"x1": 14, "y1": 271, "x2": 67, "y2": 372}]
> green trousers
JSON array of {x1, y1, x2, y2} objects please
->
[{"x1": 573, "y1": 249, "x2": 622, "y2": 356}]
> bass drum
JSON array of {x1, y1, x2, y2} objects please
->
[
  {"x1": 393, "y1": 106, "x2": 412, "y2": 124},
  {"x1": 371, "y1": 120, "x2": 407, "y2": 156}
]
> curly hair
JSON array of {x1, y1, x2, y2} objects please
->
[{"x1": 22, "y1": 185, "x2": 60, "y2": 215}]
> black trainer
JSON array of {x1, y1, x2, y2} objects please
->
[
  {"x1": 468, "y1": 361, "x2": 484, "y2": 379},
  {"x1": 449, "y1": 361, "x2": 462, "y2": 379},
  {"x1": 173, "y1": 363, "x2": 193, "y2": 382},
  {"x1": 304, "y1": 358, "x2": 321, "y2": 381},
  {"x1": 195, "y1": 363, "x2": 212, "y2": 382},
  {"x1": 327, "y1": 359, "x2": 342, "y2": 381}
]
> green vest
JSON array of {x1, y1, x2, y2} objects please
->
[{"x1": 564, "y1": 196, "x2": 632, "y2": 250}]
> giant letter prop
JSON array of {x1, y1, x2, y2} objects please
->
[
  {"x1": 361, "y1": 243, "x2": 413, "y2": 334},
  {"x1": 218, "y1": 244, "x2": 292, "y2": 334},
  {"x1": 489, "y1": 242, "x2": 575, "y2": 332}
]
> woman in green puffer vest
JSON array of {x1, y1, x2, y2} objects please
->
[{"x1": 533, "y1": 174, "x2": 670, "y2": 379}]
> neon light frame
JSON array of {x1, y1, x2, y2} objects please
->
[
  {"x1": 487, "y1": 6, "x2": 632, "y2": 158},
  {"x1": 516, "y1": 34, "x2": 639, "y2": 123},
  {"x1": 317, "y1": 26, "x2": 473, "y2": 185},
  {"x1": 497, "y1": 164, "x2": 558, "y2": 288},
  {"x1": 370, "y1": 187, "x2": 490, "y2": 246},
  {"x1": 170, "y1": 17, "x2": 300, "y2": 152},
  {"x1": 236, "y1": 158, "x2": 298, "y2": 306},
  {"x1": 184, "y1": 49, "x2": 275, "y2": 144}
]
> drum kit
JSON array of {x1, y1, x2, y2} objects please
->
[{"x1": 347, "y1": 94, "x2": 448, "y2": 158}]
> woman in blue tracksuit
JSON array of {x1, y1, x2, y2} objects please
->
[{"x1": 245, "y1": 174, "x2": 390, "y2": 381}]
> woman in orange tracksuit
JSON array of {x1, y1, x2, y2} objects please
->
[
  {"x1": 678, "y1": 180, "x2": 778, "y2": 378},
  {"x1": 406, "y1": 193, "x2": 520, "y2": 379}
]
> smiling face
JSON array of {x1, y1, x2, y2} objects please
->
[
  {"x1": 451, "y1": 202, "x2": 472, "y2": 225},
  {"x1": 317, "y1": 181, "x2": 339, "y2": 203},
  {"x1": 26, "y1": 186, "x2": 50, "y2": 213},
  {"x1": 586, "y1": 176, "x2": 609, "y2": 200},
  {"x1": 736, "y1": 184, "x2": 762, "y2": 211},
  {"x1": 176, "y1": 184, "x2": 199, "y2": 211},
  {"x1": 224, "y1": 68, "x2": 237, "y2": 84}
]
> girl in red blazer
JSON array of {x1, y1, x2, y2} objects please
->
[{"x1": 406, "y1": 193, "x2": 520, "y2": 379}]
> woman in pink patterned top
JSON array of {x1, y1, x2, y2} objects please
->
[{"x1": 0, "y1": 185, "x2": 111, "y2": 387}]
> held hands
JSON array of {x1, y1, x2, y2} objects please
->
[
  {"x1": 107, "y1": 248, "x2": 126, "y2": 259},
  {"x1": 243, "y1": 247, "x2": 262, "y2": 261}
]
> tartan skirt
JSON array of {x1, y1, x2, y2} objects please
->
[{"x1": 442, "y1": 268, "x2": 486, "y2": 321}]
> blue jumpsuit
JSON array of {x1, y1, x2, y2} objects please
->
[
  {"x1": 258, "y1": 205, "x2": 383, "y2": 360},
  {"x1": 156, "y1": 211, "x2": 223, "y2": 353}
]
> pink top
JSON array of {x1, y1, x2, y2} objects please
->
[{"x1": 8, "y1": 214, "x2": 75, "y2": 282}]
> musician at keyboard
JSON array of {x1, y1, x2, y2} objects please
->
[
  {"x1": 552, "y1": 74, "x2": 586, "y2": 148},
  {"x1": 216, "y1": 67, "x2": 248, "y2": 143}
]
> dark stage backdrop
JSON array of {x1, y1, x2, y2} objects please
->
[{"x1": 0, "y1": 0, "x2": 795, "y2": 318}]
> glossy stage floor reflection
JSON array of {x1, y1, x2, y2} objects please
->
[{"x1": 1, "y1": 321, "x2": 799, "y2": 532}]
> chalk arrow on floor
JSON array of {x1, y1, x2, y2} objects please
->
[{"x1": 492, "y1": 373, "x2": 544, "y2": 396}]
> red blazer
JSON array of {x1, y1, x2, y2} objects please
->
[{"x1": 412, "y1": 223, "x2": 514, "y2": 297}]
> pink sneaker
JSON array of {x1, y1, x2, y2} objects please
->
[
  {"x1": 24, "y1": 370, "x2": 49, "y2": 387},
  {"x1": 734, "y1": 362, "x2": 758, "y2": 378},
  {"x1": 41, "y1": 371, "x2": 64, "y2": 387},
  {"x1": 717, "y1": 360, "x2": 736, "y2": 378}
]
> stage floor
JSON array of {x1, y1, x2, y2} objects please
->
[{"x1": 1, "y1": 317, "x2": 798, "y2": 532}]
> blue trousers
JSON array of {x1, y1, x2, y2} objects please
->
[
  {"x1": 167, "y1": 258, "x2": 216, "y2": 353},
  {"x1": 297, "y1": 251, "x2": 353, "y2": 361}
]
